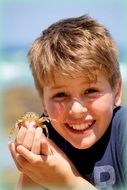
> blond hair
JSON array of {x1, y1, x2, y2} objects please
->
[{"x1": 28, "y1": 15, "x2": 121, "y2": 97}]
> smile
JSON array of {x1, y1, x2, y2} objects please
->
[{"x1": 65, "y1": 120, "x2": 96, "y2": 131}]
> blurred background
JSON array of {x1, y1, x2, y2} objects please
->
[{"x1": 0, "y1": 0, "x2": 127, "y2": 189}]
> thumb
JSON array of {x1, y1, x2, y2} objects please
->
[{"x1": 48, "y1": 139, "x2": 67, "y2": 158}]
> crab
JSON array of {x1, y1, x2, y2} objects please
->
[{"x1": 9, "y1": 112, "x2": 50, "y2": 140}]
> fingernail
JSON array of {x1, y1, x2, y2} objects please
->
[{"x1": 25, "y1": 121, "x2": 36, "y2": 128}]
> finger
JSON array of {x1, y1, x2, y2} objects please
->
[
  {"x1": 16, "y1": 145, "x2": 43, "y2": 165},
  {"x1": 31, "y1": 127, "x2": 43, "y2": 154},
  {"x1": 15, "y1": 126, "x2": 27, "y2": 146},
  {"x1": 41, "y1": 136, "x2": 51, "y2": 156},
  {"x1": 8, "y1": 142, "x2": 33, "y2": 172},
  {"x1": 24, "y1": 121, "x2": 36, "y2": 129},
  {"x1": 8, "y1": 142, "x2": 22, "y2": 170},
  {"x1": 16, "y1": 154, "x2": 32, "y2": 172},
  {"x1": 22, "y1": 123, "x2": 36, "y2": 150}
]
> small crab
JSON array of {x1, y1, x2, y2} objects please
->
[{"x1": 9, "y1": 112, "x2": 50, "y2": 140}]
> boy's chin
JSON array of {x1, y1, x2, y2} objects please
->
[{"x1": 69, "y1": 137, "x2": 97, "y2": 150}]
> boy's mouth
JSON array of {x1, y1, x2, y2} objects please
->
[{"x1": 65, "y1": 120, "x2": 96, "y2": 131}]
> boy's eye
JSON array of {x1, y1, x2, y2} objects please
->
[
  {"x1": 52, "y1": 92, "x2": 68, "y2": 101},
  {"x1": 85, "y1": 88, "x2": 98, "y2": 94},
  {"x1": 84, "y1": 88, "x2": 100, "y2": 99}
]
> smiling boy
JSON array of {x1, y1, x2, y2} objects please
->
[{"x1": 9, "y1": 15, "x2": 127, "y2": 190}]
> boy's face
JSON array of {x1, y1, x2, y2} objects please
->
[{"x1": 43, "y1": 72, "x2": 121, "y2": 149}]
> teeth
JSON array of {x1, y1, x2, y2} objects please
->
[{"x1": 70, "y1": 122, "x2": 93, "y2": 131}]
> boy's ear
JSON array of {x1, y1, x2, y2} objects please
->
[{"x1": 114, "y1": 78, "x2": 122, "y2": 106}]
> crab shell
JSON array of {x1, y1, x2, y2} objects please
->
[{"x1": 15, "y1": 112, "x2": 49, "y2": 137}]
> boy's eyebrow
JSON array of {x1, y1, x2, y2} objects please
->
[
  {"x1": 50, "y1": 85, "x2": 67, "y2": 90},
  {"x1": 49, "y1": 78, "x2": 104, "y2": 91},
  {"x1": 50, "y1": 81, "x2": 102, "y2": 90}
]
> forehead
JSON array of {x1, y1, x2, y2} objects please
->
[{"x1": 46, "y1": 71, "x2": 108, "y2": 88}]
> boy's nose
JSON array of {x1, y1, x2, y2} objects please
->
[{"x1": 69, "y1": 100, "x2": 87, "y2": 118}]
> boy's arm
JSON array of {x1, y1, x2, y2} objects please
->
[
  {"x1": 17, "y1": 173, "x2": 47, "y2": 190},
  {"x1": 9, "y1": 141, "x2": 97, "y2": 190},
  {"x1": 17, "y1": 173, "x2": 96, "y2": 190},
  {"x1": 18, "y1": 173, "x2": 39, "y2": 188}
]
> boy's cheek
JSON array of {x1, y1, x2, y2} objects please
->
[
  {"x1": 91, "y1": 93, "x2": 114, "y2": 108},
  {"x1": 46, "y1": 102, "x2": 67, "y2": 119}
]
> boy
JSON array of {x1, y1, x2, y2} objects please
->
[{"x1": 9, "y1": 15, "x2": 127, "y2": 190}]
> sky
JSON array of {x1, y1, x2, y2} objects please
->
[{"x1": 0, "y1": 0, "x2": 127, "y2": 49}]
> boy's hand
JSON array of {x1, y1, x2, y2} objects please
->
[
  {"x1": 14, "y1": 121, "x2": 51, "y2": 155},
  {"x1": 9, "y1": 123, "x2": 78, "y2": 189},
  {"x1": 8, "y1": 124, "x2": 96, "y2": 190},
  {"x1": 9, "y1": 137, "x2": 80, "y2": 189}
]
